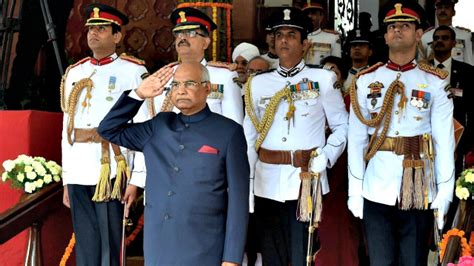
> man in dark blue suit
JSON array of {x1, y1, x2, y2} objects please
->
[
  {"x1": 98, "y1": 62, "x2": 249, "y2": 265},
  {"x1": 431, "y1": 25, "x2": 474, "y2": 172}
]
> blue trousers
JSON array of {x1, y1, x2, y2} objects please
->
[
  {"x1": 68, "y1": 184, "x2": 123, "y2": 266},
  {"x1": 363, "y1": 199, "x2": 433, "y2": 266},
  {"x1": 255, "y1": 196, "x2": 310, "y2": 266}
]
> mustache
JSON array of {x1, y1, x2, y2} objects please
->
[
  {"x1": 177, "y1": 39, "x2": 190, "y2": 46},
  {"x1": 439, "y1": 12, "x2": 447, "y2": 16}
]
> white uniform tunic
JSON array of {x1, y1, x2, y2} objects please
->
[
  {"x1": 305, "y1": 28, "x2": 342, "y2": 66},
  {"x1": 244, "y1": 60, "x2": 348, "y2": 203},
  {"x1": 422, "y1": 26, "x2": 473, "y2": 66},
  {"x1": 61, "y1": 53, "x2": 148, "y2": 187},
  {"x1": 153, "y1": 58, "x2": 243, "y2": 124},
  {"x1": 261, "y1": 52, "x2": 279, "y2": 69},
  {"x1": 348, "y1": 61, "x2": 455, "y2": 206}
]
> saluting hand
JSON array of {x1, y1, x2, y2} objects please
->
[{"x1": 135, "y1": 66, "x2": 174, "y2": 99}]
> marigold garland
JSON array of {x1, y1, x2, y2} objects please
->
[
  {"x1": 59, "y1": 233, "x2": 75, "y2": 266},
  {"x1": 439, "y1": 228, "x2": 471, "y2": 261},
  {"x1": 212, "y1": 6, "x2": 218, "y2": 61},
  {"x1": 177, "y1": 2, "x2": 233, "y2": 62},
  {"x1": 125, "y1": 214, "x2": 144, "y2": 246},
  {"x1": 470, "y1": 231, "x2": 474, "y2": 256},
  {"x1": 60, "y1": 215, "x2": 146, "y2": 265}
]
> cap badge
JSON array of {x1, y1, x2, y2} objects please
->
[
  {"x1": 356, "y1": 29, "x2": 361, "y2": 37},
  {"x1": 179, "y1": 11, "x2": 187, "y2": 23},
  {"x1": 283, "y1": 9, "x2": 291, "y2": 21},
  {"x1": 93, "y1": 7, "x2": 100, "y2": 18},
  {"x1": 394, "y1": 3, "x2": 403, "y2": 16}
]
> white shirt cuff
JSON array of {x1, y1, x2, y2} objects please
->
[{"x1": 129, "y1": 89, "x2": 145, "y2": 101}]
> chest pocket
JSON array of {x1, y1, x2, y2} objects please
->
[{"x1": 193, "y1": 152, "x2": 223, "y2": 186}]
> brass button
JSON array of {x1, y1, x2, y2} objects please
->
[
  {"x1": 282, "y1": 137, "x2": 287, "y2": 142},
  {"x1": 167, "y1": 191, "x2": 174, "y2": 196},
  {"x1": 179, "y1": 144, "x2": 184, "y2": 150},
  {"x1": 395, "y1": 111, "x2": 399, "y2": 115},
  {"x1": 173, "y1": 166, "x2": 179, "y2": 172},
  {"x1": 395, "y1": 131, "x2": 399, "y2": 135},
  {"x1": 164, "y1": 214, "x2": 170, "y2": 220}
]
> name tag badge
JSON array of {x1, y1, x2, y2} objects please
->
[{"x1": 450, "y1": 88, "x2": 463, "y2": 97}]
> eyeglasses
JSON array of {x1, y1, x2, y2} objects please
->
[
  {"x1": 173, "y1": 30, "x2": 207, "y2": 39},
  {"x1": 170, "y1": 80, "x2": 209, "y2": 90}
]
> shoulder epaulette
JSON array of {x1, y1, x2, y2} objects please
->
[
  {"x1": 165, "y1": 61, "x2": 179, "y2": 68},
  {"x1": 120, "y1": 53, "x2": 145, "y2": 65},
  {"x1": 306, "y1": 64, "x2": 323, "y2": 69},
  {"x1": 322, "y1": 29, "x2": 339, "y2": 35},
  {"x1": 423, "y1": 26, "x2": 435, "y2": 33},
  {"x1": 455, "y1": 26, "x2": 471, "y2": 32},
  {"x1": 418, "y1": 62, "x2": 448, "y2": 79},
  {"x1": 69, "y1": 57, "x2": 90, "y2": 69},
  {"x1": 207, "y1": 61, "x2": 237, "y2": 71},
  {"x1": 252, "y1": 68, "x2": 275, "y2": 76},
  {"x1": 356, "y1": 62, "x2": 384, "y2": 78}
]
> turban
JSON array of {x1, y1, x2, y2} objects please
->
[{"x1": 232, "y1": 42, "x2": 260, "y2": 62}]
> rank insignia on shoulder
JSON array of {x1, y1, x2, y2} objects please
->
[
  {"x1": 120, "y1": 53, "x2": 145, "y2": 65},
  {"x1": 208, "y1": 84, "x2": 224, "y2": 99},
  {"x1": 410, "y1": 90, "x2": 431, "y2": 110},
  {"x1": 418, "y1": 62, "x2": 448, "y2": 79},
  {"x1": 289, "y1": 80, "x2": 319, "y2": 100},
  {"x1": 356, "y1": 62, "x2": 384, "y2": 77}
]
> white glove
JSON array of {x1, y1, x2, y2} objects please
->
[
  {"x1": 310, "y1": 148, "x2": 328, "y2": 174},
  {"x1": 348, "y1": 196, "x2": 364, "y2": 219},
  {"x1": 249, "y1": 178, "x2": 255, "y2": 213},
  {"x1": 431, "y1": 195, "x2": 451, "y2": 230}
]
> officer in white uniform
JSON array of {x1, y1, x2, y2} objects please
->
[
  {"x1": 343, "y1": 29, "x2": 372, "y2": 95},
  {"x1": 151, "y1": 7, "x2": 243, "y2": 125},
  {"x1": 244, "y1": 7, "x2": 348, "y2": 266},
  {"x1": 60, "y1": 4, "x2": 148, "y2": 266},
  {"x1": 348, "y1": 1, "x2": 454, "y2": 265},
  {"x1": 303, "y1": 0, "x2": 342, "y2": 66},
  {"x1": 421, "y1": 0, "x2": 473, "y2": 65}
]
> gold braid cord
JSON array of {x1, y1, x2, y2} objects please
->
[
  {"x1": 60, "y1": 58, "x2": 91, "y2": 112},
  {"x1": 350, "y1": 71, "x2": 406, "y2": 161},
  {"x1": 60, "y1": 65, "x2": 74, "y2": 113},
  {"x1": 146, "y1": 98, "x2": 156, "y2": 117},
  {"x1": 160, "y1": 93, "x2": 175, "y2": 113},
  {"x1": 244, "y1": 76, "x2": 291, "y2": 151},
  {"x1": 66, "y1": 78, "x2": 94, "y2": 145}
]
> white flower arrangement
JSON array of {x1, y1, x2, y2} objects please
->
[
  {"x1": 2, "y1": 155, "x2": 62, "y2": 193},
  {"x1": 455, "y1": 168, "x2": 474, "y2": 200}
]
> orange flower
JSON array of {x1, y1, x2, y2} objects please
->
[
  {"x1": 60, "y1": 233, "x2": 75, "y2": 266},
  {"x1": 439, "y1": 228, "x2": 472, "y2": 261}
]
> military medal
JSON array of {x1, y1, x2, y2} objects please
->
[
  {"x1": 288, "y1": 79, "x2": 319, "y2": 101},
  {"x1": 367, "y1": 81, "x2": 384, "y2": 109},
  {"x1": 208, "y1": 84, "x2": 224, "y2": 99},
  {"x1": 410, "y1": 90, "x2": 431, "y2": 110},
  {"x1": 107, "y1": 76, "x2": 117, "y2": 101}
]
